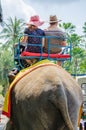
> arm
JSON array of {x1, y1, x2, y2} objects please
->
[
  {"x1": 42, "y1": 38, "x2": 45, "y2": 47},
  {"x1": 42, "y1": 31, "x2": 46, "y2": 47},
  {"x1": 21, "y1": 36, "x2": 28, "y2": 43},
  {"x1": 60, "y1": 40, "x2": 66, "y2": 46},
  {"x1": 20, "y1": 28, "x2": 29, "y2": 44}
]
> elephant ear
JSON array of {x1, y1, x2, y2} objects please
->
[{"x1": 49, "y1": 84, "x2": 74, "y2": 130}]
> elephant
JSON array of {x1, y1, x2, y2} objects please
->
[{"x1": 4, "y1": 64, "x2": 83, "y2": 130}]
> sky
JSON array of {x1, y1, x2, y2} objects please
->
[{"x1": 1, "y1": 0, "x2": 86, "y2": 35}]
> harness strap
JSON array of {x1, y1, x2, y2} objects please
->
[{"x1": 78, "y1": 103, "x2": 83, "y2": 127}]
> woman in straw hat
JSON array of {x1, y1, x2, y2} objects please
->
[
  {"x1": 21, "y1": 15, "x2": 45, "y2": 53},
  {"x1": 20, "y1": 15, "x2": 45, "y2": 65},
  {"x1": 8, "y1": 15, "x2": 45, "y2": 83}
]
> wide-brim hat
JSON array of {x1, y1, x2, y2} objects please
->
[
  {"x1": 49, "y1": 15, "x2": 61, "y2": 23},
  {"x1": 26, "y1": 15, "x2": 44, "y2": 27}
]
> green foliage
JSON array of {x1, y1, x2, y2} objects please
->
[
  {"x1": 0, "y1": 17, "x2": 25, "y2": 95},
  {"x1": 79, "y1": 57, "x2": 86, "y2": 72},
  {"x1": 60, "y1": 22, "x2": 86, "y2": 75},
  {"x1": 72, "y1": 47, "x2": 84, "y2": 56},
  {"x1": 0, "y1": 17, "x2": 25, "y2": 48},
  {"x1": 0, "y1": 45, "x2": 14, "y2": 95},
  {"x1": 83, "y1": 22, "x2": 86, "y2": 34},
  {"x1": 59, "y1": 22, "x2": 76, "y2": 34}
]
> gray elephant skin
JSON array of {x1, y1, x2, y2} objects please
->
[{"x1": 5, "y1": 65, "x2": 83, "y2": 130}]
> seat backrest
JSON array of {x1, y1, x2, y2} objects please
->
[{"x1": 44, "y1": 30, "x2": 66, "y2": 54}]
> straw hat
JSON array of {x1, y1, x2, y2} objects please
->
[
  {"x1": 49, "y1": 15, "x2": 61, "y2": 23},
  {"x1": 26, "y1": 15, "x2": 44, "y2": 27}
]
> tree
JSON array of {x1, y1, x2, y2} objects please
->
[
  {"x1": 83, "y1": 22, "x2": 86, "y2": 34},
  {"x1": 0, "y1": 17, "x2": 25, "y2": 95},
  {"x1": 0, "y1": 46, "x2": 14, "y2": 95},
  {"x1": 82, "y1": 22, "x2": 86, "y2": 50},
  {"x1": 60, "y1": 22, "x2": 86, "y2": 75},
  {"x1": 59, "y1": 22, "x2": 76, "y2": 34},
  {"x1": 0, "y1": 17, "x2": 25, "y2": 49}
]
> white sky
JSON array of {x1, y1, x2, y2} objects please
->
[{"x1": 1, "y1": 0, "x2": 86, "y2": 35}]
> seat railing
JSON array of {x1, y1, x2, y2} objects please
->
[{"x1": 14, "y1": 35, "x2": 72, "y2": 69}]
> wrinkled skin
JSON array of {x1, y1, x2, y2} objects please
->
[{"x1": 4, "y1": 65, "x2": 83, "y2": 130}]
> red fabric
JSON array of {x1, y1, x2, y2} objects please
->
[{"x1": 21, "y1": 51, "x2": 70, "y2": 58}]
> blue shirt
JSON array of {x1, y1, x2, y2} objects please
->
[{"x1": 24, "y1": 28, "x2": 45, "y2": 53}]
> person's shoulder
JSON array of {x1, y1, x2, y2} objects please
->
[
  {"x1": 24, "y1": 27, "x2": 29, "y2": 31},
  {"x1": 55, "y1": 28, "x2": 66, "y2": 37},
  {"x1": 24, "y1": 27, "x2": 30, "y2": 34},
  {"x1": 44, "y1": 28, "x2": 65, "y2": 34},
  {"x1": 37, "y1": 28, "x2": 45, "y2": 34},
  {"x1": 44, "y1": 28, "x2": 66, "y2": 40},
  {"x1": 37, "y1": 28, "x2": 44, "y2": 31},
  {"x1": 44, "y1": 28, "x2": 48, "y2": 31},
  {"x1": 57, "y1": 30, "x2": 66, "y2": 36}
]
